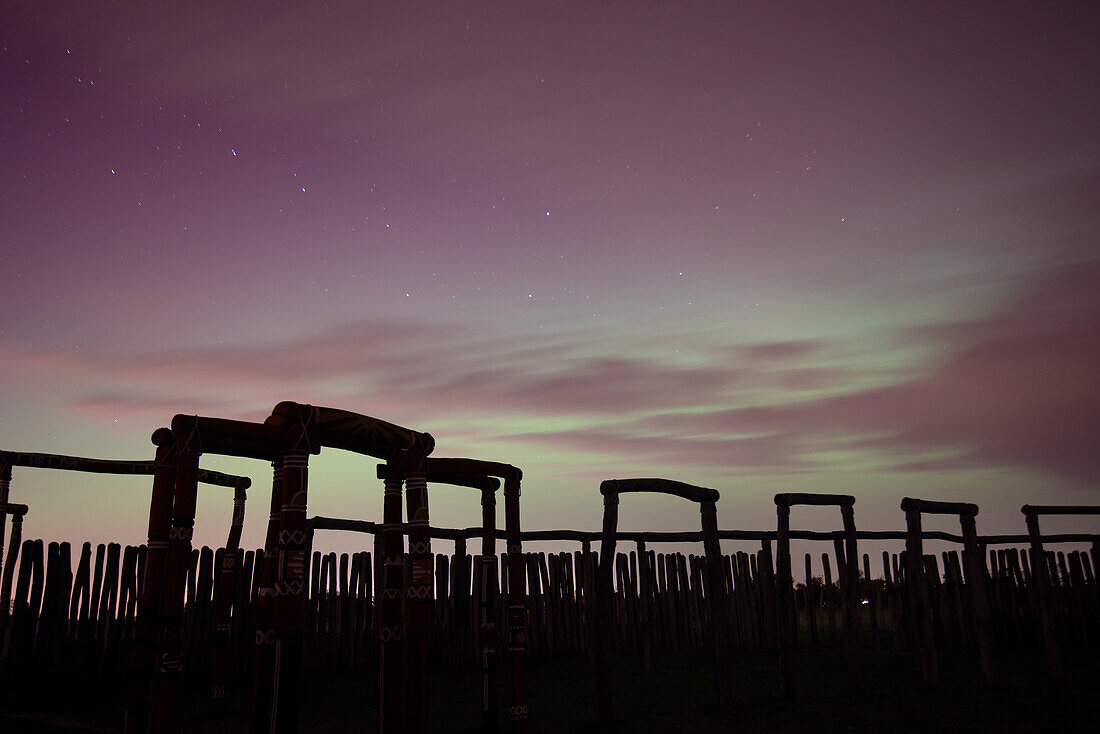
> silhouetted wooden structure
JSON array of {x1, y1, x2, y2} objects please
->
[
  {"x1": 591, "y1": 478, "x2": 732, "y2": 725},
  {"x1": 774, "y1": 493, "x2": 860, "y2": 700},
  {"x1": 2, "y1": 433, "x2": 1098, "y2": 732},
  {"x1": 1021, "y1": 504, "x2": 1100, "y2": 682},
  {"x1": 0, "y1": 445, "x2": 249, "y2": 721}
]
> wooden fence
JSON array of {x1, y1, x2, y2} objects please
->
[{"x1": 1, "y1": 526, "x2": 1096, "y2": 687}]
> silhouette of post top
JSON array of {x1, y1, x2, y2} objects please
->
[
  {"x1": 1021, "y1": 505, "x2": 1100, "y2": 516},
  {"x1": 772, "y1": 491, "x2": 861, "y2": 700},
  {"x1": 600, "y1": 477, "x2": 719, "y2": 503},
  {"x1": 267, "y1": 401, "x2": 434, "y2": 458},
  {"x1": 901, "y1": 497, "x2": 978, "y2": 516},
  {"x1": 593, "y1": 476, "x2": 731, "y2": 720},
  {"x1": 775, "y1": 492, "x2": 854, "y2": 507},
  {"x1": 902, "y1": 496, "x2": 998, "y2": 688}
]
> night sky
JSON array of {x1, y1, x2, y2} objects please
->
[{"x1": 2, "y1": 2, "x2": 1098, "y2": 557}]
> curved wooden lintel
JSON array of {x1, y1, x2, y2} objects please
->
[
  {"x1": 901, "y1": 497, "x2": 978, "y2": 516},
  {"x1": 600, "y1": 478, "x2": 719, "y2": 504},
  {"x1": 774, "y1": 492, "x2": 855, "y2": 507},
  {"x1": 267, "y1": 401, "x2": 434, "y2": 459}
]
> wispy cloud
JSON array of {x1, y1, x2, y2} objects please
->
[{"x1": 2, "y1": 258, "x2": 1096, "y2": 487}]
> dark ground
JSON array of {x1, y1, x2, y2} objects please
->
[{"x1": 0, "y1": 645, "x2": 1095, "y2": 733}]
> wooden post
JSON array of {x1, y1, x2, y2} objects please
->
[
  {"x1": 1024, "y1": 510, "x2": 1062, "y2": 681},
  {"x1": 452, "y1": 536, "x2": 468, "y2": 671},
  {"x1": 124, "y1": 430, "x2": 175, "y2": 734},
  {"x1": 379, "y1": 470, "x2": 405, "y2": 734},
  {"x1": 270, "y1": 450, "x2": 309, "y2": 733},
  {"x1": 593, "y1": 489, "x2": 618, "y2": 725},
  {"x1": 903, "y1": 502, "x2": 938, "y2": 687},
  {"x1": 775, "y1": 501, "x2": 795, "y2": 700},
  {"x1": 479, "y1": 488, "x2": 498, "y2": 733},
  {"x1": 0, "y1": 462, "x2": 11, "y2": 595},
  {"x1": 637, "y1": 537, "x2": 652, "y2": 672},
  {"x1": 864, "y1": 553, "x2": 879, "y2": 648},
  {"x1": 503, "y1": 473, "x2": 530, "y2": 733},
  {"x1": 0, "y1": 506, "x2": 25, "y2": 635},
  {"x1": 805, "y1": 554, "x2": 818, "y2": 649},
  {"x1": 821, "y1": 552, "x2": 837, "y2": 646},
  {"x1": 960, "y1": 513, "x2": 999, "y2": 685},
  {"x1": 404, "y1": 470, "x2": 432, "y2": 734},
  {"x1": 211, "y1": 477, "x2": 248, "y2": 703},
  {"x1": 149, "y1": 421, "x2": 201, "y2": 734},
  {"x1": 701, "y1": 499, "x2": 732, "y2": 708},
  {"x1": 840, "y1": 505, "x2": 861, "y2": 679},
  {"x1": 252, "y1": 461, "x2": 283, "y2": 734}
]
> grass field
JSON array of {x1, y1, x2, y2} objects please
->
[{"x1": 1, "y1": 643, "x2": 1095, "y2": 733}]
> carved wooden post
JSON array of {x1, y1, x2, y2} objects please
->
[
  {"x1": 379, "y1": 468, "x2": 406, "y2": 734},
  {"x1": 271, "y1": 449, "x2": 309, "y2": 733},
  {"x1": 124, "y1": 429, "x2": 176, "y2": 734},
  {"x1": 210, "y1": 476, "x2": 249, "y2": 703},
  {"x1": 503, "y1": 472, "x2": 530, "y2": 733},
  {"x1": 149, "y1": 417, "x2": 201, "y2": 734},
  {"x1": 902, "y1": 499, "x2": 938, "y2": 687},
  {"x1": 480, "y1": 482, "x2": 499, "y2": 733},
  {"x1": 252, "y1": 460, "x2": 283, "y2": 734},
  {"x1": 403, "y1": 467, "x2": 433, "y2": 734}
]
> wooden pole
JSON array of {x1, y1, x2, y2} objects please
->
[
  {"x1": 123, "y1": 431, "x2": 175, "y2": 734},
  {"x1": 960, "y1": 513, "x2": 999, "y2": 685},
  {"x1": 404, "y1": 470, "x2": 433, "y2": 734},
  {"x1": 0, "y1": 462, "x2": 10, "y2": 591},
  {"x1": 503, "y1": 474, "x2": 530, "y2": 733},
  {"x1": 637, "y1": 537, "x2": 652, "y2": 672},
  {"x1": 0, "y1": 505, "x2": 24, "y2": 633},
  {"x1": 252, "y1": 461, "x2": 283, "y2": 734},
  {"x1": 863, "y1": 553, "x2": 879, "y2": 648},
  {"x1": 1024, "y1": 510, "x2": 1063, "y2": 681},
  {"x1": 148, "y1": 421, "x2": 201, "y2": 734},
  {"x1": 840, "y1": 504, "x2": 861, "y2": 679},
  {"x1": 270, "y1": 451, "x2": 309, "y2": 733},
  {"x1": 701, "y1": 499, "x2": 732, "y2": 707},
  {"x1": 903, "y1": 504, "x2": 938, "y2": 687},
  {"x1": 805, "y1": 554, "x2": 818, "y2": 649},
  {"x1": 775, "y1": 502, "x2": 795, "y2": 700},
  {"x1": 379, "y1": 470, "x2": 405, "y2": 734},
  {"x1": 480, "y1": 487, "x2": 499, "y2": 733},
  {"x1": 593, "y1": 489, "x2": 618, "y2": 725},
  {"x1": 210, "y1": 477, "x2": 248, "y2": 702}
]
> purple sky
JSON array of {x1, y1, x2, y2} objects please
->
[{"x1": 2, "y1": 1, "x2": 1098, "y2": 558}]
